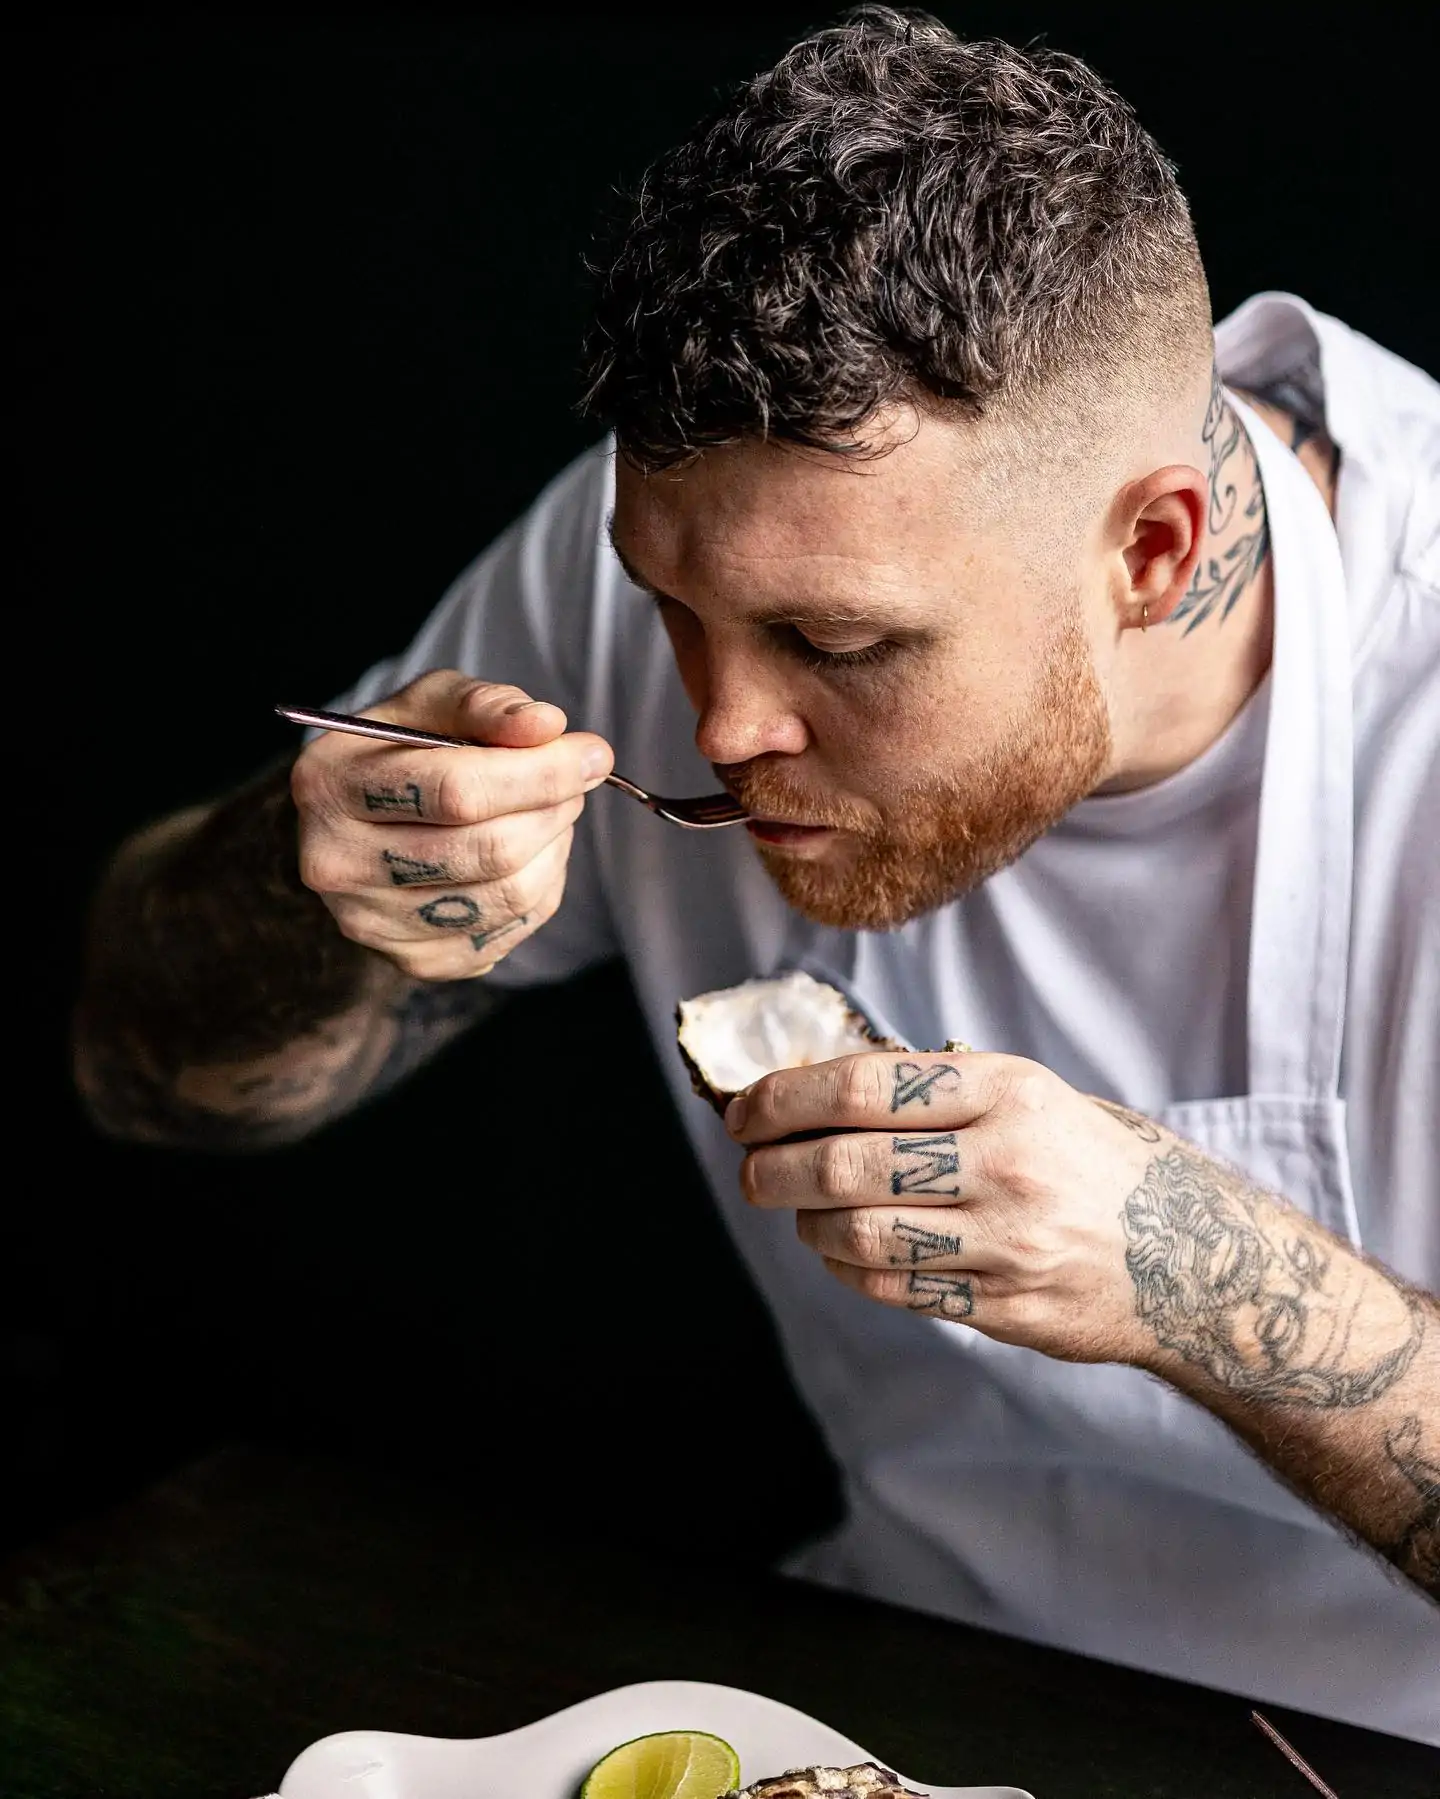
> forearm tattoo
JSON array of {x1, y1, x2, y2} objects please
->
[
  {"x1": 1122, "y1": 1149, "x2": 1423, "y2": 1407},
  {"x1": 74, "y1": 761, "x2": 497, "y2": 1149},
  {"x1": 1383, "y1": 1418, "x2": 1440, "y2": 1591},
  {"x1": 1121, "y1": 1145, "x2": 1439, "y2": 1597}
]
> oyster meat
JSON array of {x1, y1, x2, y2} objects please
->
[
  {"x1": 676, "y1": 971, "x2": 900, "y2": 1113},
  {"x1": 726, "y1": 1765, "x2": 925, "y2": 1799}
]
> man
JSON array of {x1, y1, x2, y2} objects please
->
[{"x1": 76, "y1": 8, "x2": 1438, "y2": 1739}]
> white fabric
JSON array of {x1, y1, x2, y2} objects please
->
[{"x1": 334, "y1": 294, "x2": 1440, "y2": 1739}]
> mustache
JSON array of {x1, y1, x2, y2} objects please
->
[{"x1": 712, "y1": 760, "x2": 872, "y2": 832}]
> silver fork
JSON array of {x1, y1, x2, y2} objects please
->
[{"x1": 275, "y1": 705, "x2": 749, "y2": 830}]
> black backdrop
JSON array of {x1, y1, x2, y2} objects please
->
[{"x1": 12, "y1": 9, "x2": 1437, "y2": 1559}]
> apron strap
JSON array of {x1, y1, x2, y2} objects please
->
[{"x1": 1234, "y1": 397, "x2": 1355, "y2": 1102}]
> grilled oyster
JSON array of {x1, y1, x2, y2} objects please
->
[
  {"x1": 676, "y1": 972, "x2": 900, "y2": 1114},
  {"x1": 726, "y1": 1765, "x2": 925, "y2": 1798}
]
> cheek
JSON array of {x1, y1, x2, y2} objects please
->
[{"x1": 806, "y1": 656, "x2": 988, "y2": 778}]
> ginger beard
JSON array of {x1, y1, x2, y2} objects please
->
[{"x1": 720, "y1": 605, "x2": 1113, "y2": 931}]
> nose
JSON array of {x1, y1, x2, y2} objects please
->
[{"x1": 691, "y1": 642, "x2": 810, "y2": 767}]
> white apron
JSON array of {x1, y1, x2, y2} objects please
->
[{"x1": 782, "y1": 403, "x2": 1440, "y2": 1741}]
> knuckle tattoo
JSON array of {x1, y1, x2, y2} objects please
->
[
  {"x1": 416, "y1": 893, "x2": 484, "y2": 932},
  {"x1": 382, "y1": 848, "x2": 449, "y2": 887},
  {"x1": 361, "y1": 780, "x2": 425, "y2": 819},
  {"x1": 904, "y1": 1270, "x2": 977, "y2": 1320},
  {"x1": 887, "y1": 1217, "x2": 964, "y2": 1265},
  {"x1": 890, "y1": 1058, "x2": 964, "y2": 1112},
  {"x1": 889, "y1": 1131, "x2": 962, "y2": 1200}
]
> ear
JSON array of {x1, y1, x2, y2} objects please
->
[{"x1": 1111, "y1": 465, "x2": 1208, "y2": 631}]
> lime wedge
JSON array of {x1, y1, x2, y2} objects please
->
[{"x1": 581, "y1": 1730, "x2": 741, "y2": 1799}]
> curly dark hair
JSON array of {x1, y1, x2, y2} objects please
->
[{"x1": 579, "y1": 7, "x2": 1210, "y2": 470}]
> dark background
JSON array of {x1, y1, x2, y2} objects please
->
[{"x1": 11, "y1": 9, "x2": 1437, "y2": 1561}]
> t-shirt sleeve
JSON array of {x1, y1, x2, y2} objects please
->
[{"x1": 325, "y1": 443, "x2": 621, "y2": 990}]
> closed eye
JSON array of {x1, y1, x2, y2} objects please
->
[
  {"x1": 637, "y1": 584, "x2": 903, "y2": 673},
  {"x1": 780, "y1": 626, "x2": 900, "y2": 671}
]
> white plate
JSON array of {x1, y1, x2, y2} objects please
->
[{"x1": 277, "y1": 1678, "x2": 1035, "y2": 1799}]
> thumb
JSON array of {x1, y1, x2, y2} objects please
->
[
  {"x1": 370, "y1": 670, "x2": 570, "y2": 747},
  {"x1": 455, "y1": 680, "x2": 570, "y2": 748}
]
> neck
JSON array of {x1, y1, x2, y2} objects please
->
[{"x1": 1099, "y1": 398, "x2": 1274, "y2": 793}]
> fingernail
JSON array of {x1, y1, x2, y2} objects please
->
[
  {"x1": 725, "y1": 1094, "x2": 748, "y2": 1134},
  {"x1": 581, "y1": 745, "x2": 610, "y2": 779},
  {"x1": 504, "y1": 699, "x2": 541, "y2": 715}
]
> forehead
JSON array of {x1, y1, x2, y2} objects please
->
[{"x1": 610, "y1": 411, "x2": 996, "y2": 601}]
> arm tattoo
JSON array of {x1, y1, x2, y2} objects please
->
[
  {"x1": 890, "y1": 1060, "x2": 963, "y2": 1111},
  {"x1": 364, "y1": 783, "x2": 424, "y2": 816},
  {"x1": 74, "y1": 761, "x2": 498, "y2": 1149},
  {"x1": 1092, "y1": 1097, "x2": 1163, "y2": 1143},
  {"x1": 1382, "y1": 1417, "x2": 1440, "y2": 1592},
  {"x1": 1169, "y1": 365, "x2": 1271, "y2": 635},
  {"x1": 888, "y1": 1219, "x2": 963, "y2": 1264},
  {"x1": 890, "y1": 1133, "x2": 961, "y2": 1199},
  {"x1": 383, "y1": 849, "x2": 450, "y2": 886},
  {"x1": 366, "y1": 975, "x2": 499, "y2": 1100},
  {"x1": 906, "y1": 1272, "x2": 975, "y2": 1319},
  {"x1": 1122, "y1": 1149, "x2": 1424, "y2": 1407}
]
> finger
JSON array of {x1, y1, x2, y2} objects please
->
[
  {"x1": 364, "y1": 671, "x2": 570, "y2": 748},
  {"x1": 329, "y1": 829, "x2": 571, "y2": 956},
  {"x1": 823, "y1": 1256, "x2": 982, "y2": 1325},
  {"x1": 730, "y1": 1051, "x2": 1026, "y2": 1145},
  {"x1": 741, "y1": 1126, "x2": 968, "y2": 1212},
  {"x1": 447, "y1": 678, "x2": 571, "y2": 749},
  {"x1": 386, "y1": 908, "x2": 542, "y2": 983},
  {"x1": 335, "y1": 866, "x2": 562, "y2": 983},
  {"x1": 797, "y1": 1206, "x2": 976, "y2": 1272},
  {"x1": 298, "y1": 726, "x2": 612, "y2": 828},
  {"x1": 304, "y1": 796, "x2": 585, "y2": 896}
]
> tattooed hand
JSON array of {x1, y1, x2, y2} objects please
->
[
  {"x1": 729, "y1": 1052, "x2": 1440, "y2": 1596},
  {"x1": 729, "y1": 1052, "x2": 1172, "y2": 1363},
  {"x1": 290, "y1": 670, "x2": 613, "y2": 981},
  {"x1": 728, "y1": 1053, "x2": 1422, "y2": 1380}
]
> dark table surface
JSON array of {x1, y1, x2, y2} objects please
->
[{"x1": 2, "y1": 1447, "x2": 1436, "y2": 1799}]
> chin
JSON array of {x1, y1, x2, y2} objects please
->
[{"x1": 755, "y1": 855, "x2": 935, "y2": 932}]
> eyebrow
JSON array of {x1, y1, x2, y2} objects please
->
[
  {"x1": 604, "y1": 511, "x2": 663, "y2": 597},
  {"x1": 603, "y1": 510, "x2": 912, "y2": 633}
]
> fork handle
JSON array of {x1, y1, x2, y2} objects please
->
[{"x1": 275, "y1": 704, "x2": 478, "y2": 750}]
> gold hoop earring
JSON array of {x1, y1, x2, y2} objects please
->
[{"x1": 1141, "y1": 602, "x2": 1149, "y2": 633}]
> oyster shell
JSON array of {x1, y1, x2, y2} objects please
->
[
  {"x1": 726, "y1": 1765, "x2": 924, "y2": 1799},
  {"x1": 675, "y1": 971, "x2": 900, "y2": 1114}
]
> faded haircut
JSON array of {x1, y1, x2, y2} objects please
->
[{"x1": 579, "y1": 6, "x2": 1213, "y2": 472}]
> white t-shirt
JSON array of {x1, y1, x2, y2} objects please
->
[{"x1": 336, "y1": 294, "x2": 1440, "y2": 1738}]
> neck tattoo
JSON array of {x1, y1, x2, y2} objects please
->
[{"x1": 1168, "y1": 366, "x2": 1271, "y2": 635}]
